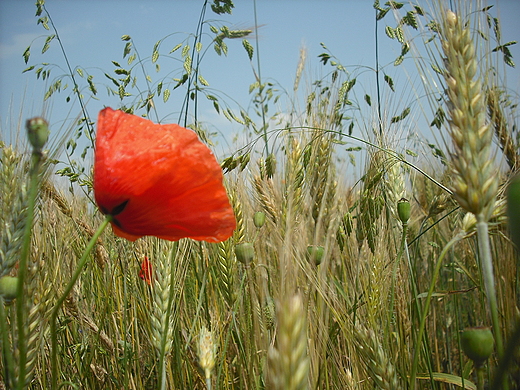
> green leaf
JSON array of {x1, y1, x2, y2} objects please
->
[
  {"x1": 121, "y1": 34, "x2": 131, "y2": 41},
  {"x1": 415, "y1": 373, "x2": 476, "y2": 390},
  {"x1": 22, "y1": 65, "x2": 35, "y2": 73},
  {"x1": 364, "y1": 94, "x2": 371, "y2": 106},
  {"x1": 76, "y1": 68, "x2": 84, "y2": 77}
]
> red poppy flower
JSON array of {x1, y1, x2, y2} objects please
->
[
  {"x1": 94, "y1": 107, "x2": 236, "y2": 242},
  {"x1": 139, "y1": 257, "x2": 153, "y2": 285}
]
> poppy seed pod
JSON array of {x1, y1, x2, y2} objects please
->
[
  {"x1": 460, "y1": 327, "x2": 494, "y2": 367},
  {"x1": 306, "y1": 245, "x2": 325, "y2": 265},
  {"x1": 397, "y1": 198, "x2": 410, "y2": 224},
  {"x1": 253, "y1": 211, "x2": 266, "y2": 228},
  {"x1": 507, "y1": 174, "x2": 520, "y2": 250},
  {"x1": 0, "y1": 276, "x2": 19, "y2": 303},
  {"x1": 235, "y1": 242, "x2": 255, "y2": 265},
  {"x1": 26, "y1": 117, "x2": 49, "y2": 152}
]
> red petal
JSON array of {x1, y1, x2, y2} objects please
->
[
  {"x1": 94, "y1": 108, "x2": 236, "y2": 242},
  {"x1": 139, "y1": 257, "x2": 153, "y2": 285}
]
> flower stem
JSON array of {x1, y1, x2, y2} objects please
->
[
  {"x1": 409, "y1": 232, "x2": 465, "y2": 389},
  {"x1": 476, "y1": 217, "x2": 508, "y2": 390},
  {"x1": 50, "y1": 215, "x2": 112, "y2": 390},
  {"x1": 475, "y1": 217, "x2": 503, "y2": 356}
]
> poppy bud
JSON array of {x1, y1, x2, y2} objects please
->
[
  {"x1": 507, "y1": 174, "x2": 520, "y2": 250},
  {"x1": 253, "y1": 211, "x2": 266, "y2": 228},
  {"x1": 397, "y1": 198, "x2": 410, "y2": 224},
  {"x1": 0, "y1": 276, "x2": 19, "y2": 303},
  {"x1": 26, "y1": 117, "x2": 49, "y2": 152},
  {"x1": 460, "y1": 327, "x2": 494, "y2": 367},
  {"x1": 235, "y1": 242, "x2": 254, "y2": 265},
  {"x1": 306, "y1": 245, "x2": 325, "y2": 265}
]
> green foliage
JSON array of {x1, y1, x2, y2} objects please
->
[{"x1": 2, "y1": 1, "x2": 519, "y2": 389}]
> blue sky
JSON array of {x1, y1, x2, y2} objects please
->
[{"x1": 1, "y1": 0, "x2": 519, "y2": 158}]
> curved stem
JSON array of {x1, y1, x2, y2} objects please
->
[
  {"x1": 50, "y1": 215, "x2": 112, "y2": 390},
  {"x1": 409, "y1": 231, "x2": 465, "y2": 389}
]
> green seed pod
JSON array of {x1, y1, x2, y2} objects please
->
[
  {"x1": 397, "y1": 198, "x2": 410, "y2": 224},
  {"x1": 460, "y1": 327, "x2": 494, "y2": 366},
  {"x1": 253, "y1": 211, "x2": 266, "y2": 228},
  {"x1": 0, "y1": 276, "x2": 19, "y2": 303},
  {"x1": 235, "y1": 242, "x2": 254, "y2": 265},
  {"x1": 26, "y1": 117, "x2": 49, "y2": 152},
  {"x1": 306, "y1": 245, "x2": 325, "y2": 266},
  {"x1": 507, "y1": 174, "x2": 520, "y2": 250}
]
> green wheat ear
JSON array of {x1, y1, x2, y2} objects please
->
[{"x1": 267, "y1": 294, "x2": 309, "y2": 390}]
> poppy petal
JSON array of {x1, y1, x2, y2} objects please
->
[
  {"x1": 139, "y1": 257, "x2": 153, "y2": 285},
  {"x1": 94, "y1": 107, "x2": 236, "y2": 242}
]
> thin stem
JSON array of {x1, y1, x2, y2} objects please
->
[
  {"x1": 476, "y1": 364, "x2": 485, "y2": 390},
  {"x1": 491, "y1": 316, "x2": 520, "y2": 389},
  {"x1": 253, "y1": 0, "x2": 269, "y2": 156},
  {"x1": 476, "y1": 217, "x2": 508, "y2": 390},
  {"x1": 42, "y1": 4, "x2": 93, "y2": 146},
  {"x1": 0, "y1": 294, "x2": 15, "y2": 389},
  {"x1": 374, "y1": 7, "x2": 382, "y2": 135},
  {"x1": 386, "y1": 222, "x2": 407, "y2": 338},
  {"x1": 15, "y1": 149, "x2": 44, "y2": 390},
  {"x1": 475, "y1": 217, "x2": 503, "y2": 356},
  {"x1": 409, "y1": 231, "x2": 465, "y2": 389},
  {"x1": 50, "y1": 215, "x2": 112, "y2": 390}
]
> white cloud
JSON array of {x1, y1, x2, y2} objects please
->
[{"x1": 0, "y1": 32, "x2": 42, "y2": 61}]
